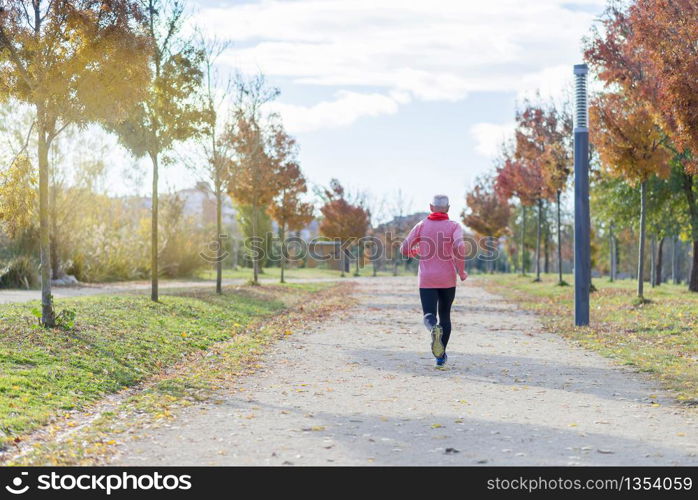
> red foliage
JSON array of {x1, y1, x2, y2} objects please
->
[
  {"x1": 630, "y1": 0, "x2": 698, "y2": 173},
  {"x1": 494, "y1": 152, "x2": 541, "y2": 207},
  {"x1": 319, "y1": 180, "x2": 370, "y2": 241},
  {"x1": 462, "y1": 177, "x2": 511, "y2": 239},
  {"x1": 584, "y1": 0, "x2": 695, "y2": 172}
]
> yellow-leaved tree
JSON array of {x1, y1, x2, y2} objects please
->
[
  {"x1": 108, "y1": 0, "x2": 208, "y2": 302},
  {"x1": 0, "y1": 0, "x2": 150, "y2": 326},
  {"x1": 0, "y1": 154, "x2": 35, "y2": 238}
]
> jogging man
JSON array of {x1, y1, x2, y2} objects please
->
[{"x1": 400, "y1": 195, "x2": 467, "y2": 367}]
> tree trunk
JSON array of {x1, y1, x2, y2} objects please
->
[
  {"x1": 557, "y1": 191, "x2": 563, "y2": 285},
  {"x1": 215, "y1": 179, "x2": 223, "y2": 294},
  {"x1": 612, "y1": 233, "x2": 618, "y2": 281},
  {"x1": 279, "y1": 224, "x2": 286, "y2": 283},
  {"x1": 680, "y1": 173, "x2": 698, "y2": 292},
  {"x1": 37, "y1": 113, "x2": 55, "y2": 327},
  {"x1": 609, "y1": 224, "x2": 616, "y2": 282},
  {"x1": 637, "y1": 181, "x2": 647, "y2": 299},
  {"x1": 650, "y1": 235, "x2": 656, "y2": 288},
  {"x1": 520, "y1": 204, "x2": 527, "y2": 276},
  {"x1": 150, "y1": 152, "x2": 159, "y2": 302},
  {"x1": 672, "y1": 235, "x2": 679, "y2": 285},
  {"x1": 655, "y1": 236, "x2": 664, "y2": 286},
  {"x1": 690, "y1": 240, "x2": 698, "y2": 292},
  {"x1": 252, "y1": 205, "x2": 259, "y2": 284},
  {"x1": 534, "y1": 199, "x2": 542, "y2": 281},
  {"x1": 543, "y1": 229, "x2": 550, "y2": 274},
  {"x1": 340, "y1": 241, "x2": 346, "y2": 278},
  {"x1": 372, "y1": 243, "x2": 378, "y2": 277},
  {"x1": 50, "y1": 172, "x2": 60, "y2": 280}
]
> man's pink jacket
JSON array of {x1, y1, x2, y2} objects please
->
[{"x1": 400, "y1": 217, "x2": 467, "y2": 289}]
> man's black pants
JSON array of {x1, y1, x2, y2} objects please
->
[{"x1": 419, "y1": 287, "x2": 456, "y2": 349}]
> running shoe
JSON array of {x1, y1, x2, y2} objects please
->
[
  {"x1": 430, "y1": 324, "x2": 445, "y2": 358},
  {"x1": 436, "y1": 353, "x2": 448, "y2": 367}
]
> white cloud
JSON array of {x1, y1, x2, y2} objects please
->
[
  {"x1": 194, "y1": 0, "x2": 605, "y2": 130},
  {"x1": 470, "y1": 122, "x2": 516, "y2": 158},
  {"x1": 270, "y1": 91, "x2": 402, "y2": 133},
  {"x1": 517, "y1": 65, "x2": 575, "y2": 105}
]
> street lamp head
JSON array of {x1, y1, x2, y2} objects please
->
[
  {"x1": 574, "y1": 63, "x2": 589, "y2": 130},
  {"x1": 573, "y1": 64, "x2": 589, "y2": 75}
]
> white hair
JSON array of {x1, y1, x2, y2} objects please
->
[{"x1": 431, "y1": 194, "x2": 449, "y2": 209}]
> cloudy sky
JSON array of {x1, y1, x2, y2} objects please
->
[{"x1": 175, "y1": 0, "x2": 606, "y2": 219}]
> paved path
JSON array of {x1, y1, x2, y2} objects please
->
[
  {"x1": 0, "y1": 277, "x2": 338, "y2": 304},
  {"x1": 112, "y1": 277, "x2": 697, "y2": 466}
]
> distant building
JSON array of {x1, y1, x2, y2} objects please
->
[
  {"x1": 177, "y1": 181, "x2": 237, "y2": 229},
  {"x1": 375, "y1": 212, "x2": 429, "y2": 235},
  {"x1": 297, "y1": 219, "x2": 320, "y2": 241}
]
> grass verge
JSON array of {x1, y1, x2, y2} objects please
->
[
  {"x1": 475, "y1": 273, "x2": 698, "y2": 405},
  {"x1": 0, "y1": 281, "x2": 341, "y2": 455}
]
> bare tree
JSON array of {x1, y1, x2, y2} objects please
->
[
  {"x1": 363, "y1": 193, "x2": 387, "y2": 276},
  {"x1": 197, "y1": 33, "x2": 232, "y2": 294}
]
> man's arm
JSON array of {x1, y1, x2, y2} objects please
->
[
  {"x1": 400, "y1": 222, "x2": 422, "y2": 257},
  {"x1": 452, "y1": 224, "x2": 468, "y2": 281}
]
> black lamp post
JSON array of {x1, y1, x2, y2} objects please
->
[{"x1": 574, "y1": 63, "x2": 590, "y2": 327}]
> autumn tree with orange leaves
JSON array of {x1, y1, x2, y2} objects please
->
[
  {"x1": 319, "y1": 179, "x2": 370, "y2": 277},
  {"x1": 585, "y1": 0, "x2": 698, "y2": 292},
  {"x1": 226, "y1": 76, "x2": 281, "y2": 285},
  {"x1": 538, "y1": 103, "x2": 573, "y2": 285},
  {"x1": 494, "y1": 144, "x2": 543, "y2": 276},
  {"x1": 462, "y1": 177, "x2": 510, "y2": 273},
  {"x1": 629, "y1": 0, "x2": 698, "y2": 292},
  {"x1": 590, "y1": 92, "x2": 670, "y2": 299},
  {"x1": 268, "y1": 127, "x2": 313, "y2": 283},
  {"x1": 514, "y1": 101, "x2": 558, "y2": 282}
]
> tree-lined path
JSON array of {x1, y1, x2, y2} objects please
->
[{"x1": 111, "y1": 277, "x2": 697, "y2": 466}]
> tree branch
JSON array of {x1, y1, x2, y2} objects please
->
[
  {"x1": 48, "y1": 119, "x2": 72, "y2": 143},
  {"x1": 9, "y1": 121, "x2": 35, "y2": 167},
  {"x1": 0, "y1": 26, "x2": 36, "y2": 91}
]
